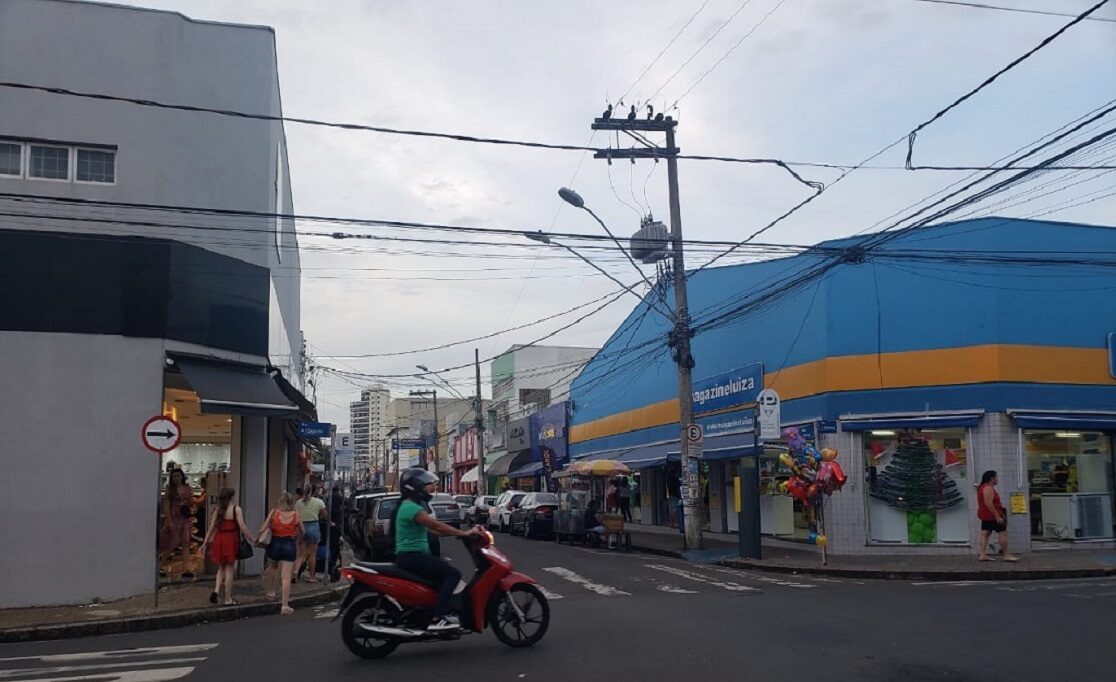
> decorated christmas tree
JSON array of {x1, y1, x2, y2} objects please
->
[{"x1": 869, "y1": 437, "x2": 962, "y2": 543}]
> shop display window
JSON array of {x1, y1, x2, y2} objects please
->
[
  {"x1": 1025, "y1": 431, "x2": 1114, "y2": 540},
  {"x1": 864, "y1": 429, "x2": 969, "y2": 544}
]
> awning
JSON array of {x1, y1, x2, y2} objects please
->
[
  {"x1": 840, "y1": 414, "x2": 983, "y2": 431},
  {"x1": 487, "y1": 453, "x2": 518, "y2": 477},
  {"x1": 173, "y1": 356, "x2": 297, "y2": 417},
  {"x1": 1010, "y1": 412, "x2": 1116, "y2": 431},
  {"x1": 507, "y1": 462, "x2": 544, "y2": 479},
  {"x1": 618, "y1": 442, "x2": 679, "y2": 468},
  {"x1": 460, "y1": 467, "x2": 479, "y2": 483},
  {"x1": 274, "y1": 372, "x2": 317, "y2": 421},
  {"x1": 672, "y1": 432, "x2": 761, "y2": 461}
]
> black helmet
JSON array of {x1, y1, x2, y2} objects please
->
[{"x1": 399, "y1": 468, "x2": 438, "y2": 502}]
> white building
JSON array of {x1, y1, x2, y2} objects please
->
[
  {"x1": 351, "y1": 384, "x2": 391, "y2": 473},
  {"x1": 0, "y1": 0, "x2": 311, "y2": 607}
]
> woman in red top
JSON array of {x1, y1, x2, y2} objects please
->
[
  {"x1": 977, "y1": 470, "x2": 1019, "y2": 562},
  {"x1": 257, "y1": 492, "x2": 304, "y2": 614},
  {"x1": 202, "y1": 487, "x2": 254, "y2": 606}
]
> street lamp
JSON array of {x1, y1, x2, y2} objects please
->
[{"x1": 558, "y1": 187, "x2": 659, "y2": 295}]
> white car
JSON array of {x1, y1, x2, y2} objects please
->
[{"x1": 487, "y1": 490, "x2": 527, "y2": 532}]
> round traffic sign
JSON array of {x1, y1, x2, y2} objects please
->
[
  {"x1": 142, "y1": 415, "x2": 182, "y2": 454},
  {"x1": 686, "y1": 423, "x2": 703, "y2": 444}
]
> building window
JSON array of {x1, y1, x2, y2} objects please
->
[
  {"x1": 76, "y1": 148, "x2": 116, "y2": 184},
  {"x1": 28, "y1": 145, "x2": 70, "y2": 180},
  {"x1": 864, "y1": 429, "x2": 969, "y2": 545},
  {"x1": 1025, "y1": 430, "x2": 1113, "y2": 540},
  {"x1": 0, "y1": 142, "x2": 21, "y2": 176}
]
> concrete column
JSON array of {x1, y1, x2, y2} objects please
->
[{"x1": 239, "y1": 415, "x2": 269, "y2": 575}]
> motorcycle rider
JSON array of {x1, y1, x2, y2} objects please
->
[{"x1": 394, "y1": 468, "x2": 482, "y2": 631}]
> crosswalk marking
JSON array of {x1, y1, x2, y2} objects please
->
[
  {"x1": 709, "y1": 567, "x2": 815, "y2": 589},
  {"x1": 535, "y1": 585, "x2": 565, "y2": 600},
  {"x1": 645, "y1": 564, "x2": 758, "y2": 591},
  {"x1": 314, "y1": 608, "x2": 340, "y2": 619},
  {"x1": 0, "y1": 643, "x2": 216, "y2": 682},
  {"x1": 543, "y1": 567, "x2": 631, "y2": 596}
]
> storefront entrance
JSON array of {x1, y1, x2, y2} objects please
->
[{"x1": 1025, "y1": 430, "x2": 1114, "y2": 540}]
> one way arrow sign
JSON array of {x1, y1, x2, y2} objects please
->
[{"x1": 142, "y1": 415, "x2": 182, "y2": 454}]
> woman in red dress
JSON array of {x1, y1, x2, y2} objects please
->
[{"x1": 202, "y1": 487, "x2": 254, "y2": 605}]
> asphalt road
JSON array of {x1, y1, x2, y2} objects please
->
[{"x1": 3, "y1": 535, "x2": 1115, "y2": 681}]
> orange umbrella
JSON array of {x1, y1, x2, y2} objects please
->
[{"x1": 568, "y1": 459, "x2": 631, "y2": 477}]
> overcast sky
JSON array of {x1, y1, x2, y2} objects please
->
[{"x1": 114, "y1": 0, "x2": 1116, "y2": 429}]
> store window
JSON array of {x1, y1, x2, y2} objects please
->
[
  {"x1": 158, "y1": 386, "x2": 233, "y2": 580},
  {"x1": 1025, "y1": 431, "x2": 1114, "y2": 540},
  {"x1": 758, "y1": 424, "x2": 818, "y2": 540},
  {"x1": 864, "y1": 429, "x2": 969, "y2": 544}
]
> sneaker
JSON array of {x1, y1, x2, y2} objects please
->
[{"x1": 427, "y1": 615, "x2": 460, "y2": 631}]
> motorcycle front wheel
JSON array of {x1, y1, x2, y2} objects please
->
[
  {"x1": 488, "y1": 584, "x2": 550, "y2": 648},
  {"x1": 341, "y1": 596, "x2": 402, "y2": 659}
]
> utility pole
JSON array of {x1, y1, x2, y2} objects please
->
[
  {"x1": 474, "y1": 348, "x2": 486, "y2": 496},
  {"x1": 592, "y1": 112, "x2": 702, "y2": 549},
  {"x1": 409, "y1": 389, "x2": 437, "y2": 471}
]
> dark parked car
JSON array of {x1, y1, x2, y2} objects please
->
[
  {"x1": 359, "y1": 493, "x2": 401, "y2": 561},
  {"x1": 508, "y1": 492, "x2": 560, "y2": 539}
]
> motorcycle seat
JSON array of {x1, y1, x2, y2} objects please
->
[{"x1": 351, "y1": 561, "x2": 438, "y2": 588}]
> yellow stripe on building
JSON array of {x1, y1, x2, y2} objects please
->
[{"x1": 570, "y1": 344, "x2": 1115, "y2": 444}]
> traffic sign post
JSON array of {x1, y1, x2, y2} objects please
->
[{"x1": 141, "y1": 415, "x2": 182, "y2": 454}]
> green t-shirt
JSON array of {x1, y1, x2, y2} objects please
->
[
  {"x1": 395, "y1": 499, "x2": 429, "y2": 554},
  {"x1": 296, "y1": 496, "x2": 325, "y2": 523}
]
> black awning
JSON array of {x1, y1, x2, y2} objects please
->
[
  {"x1": 274, "y1": 372, "x2": 317, "y2": 421},
  {"x1": 173, "y1": 356, "x2": 297, "y2": 418},
  {"x1": 487, "y1": 453, "x2": 519, "y2": 477}
]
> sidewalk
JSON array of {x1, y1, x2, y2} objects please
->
[
  {"x1": 624, "y1": 523, "x2": 1116, "y2": 580},
  {"x1": 0, "y1": 574, "x2": 344, "y2": 644}
]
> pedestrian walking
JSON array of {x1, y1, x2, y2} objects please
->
[
  {"x1": 202, "y1": 487, "x2": 253, "y2": 606},
  {"x1": 618, "y1": 479, "x2": 633, "y2": 522},
  {"x1": 295, "y1": 486, "x2": 327, "y2": 582},
  {"x1": 258, "y1": 492, "x2": 304, "y2": 614},
  {"x1": 159, "y1": 468, "x2": 195, "y2": 580},
  {"x1": 977, "y1": 470, "x2": 1019, "y2": 562}
]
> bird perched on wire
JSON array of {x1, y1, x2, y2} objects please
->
[
  {"x1": 601, "y1": 103, "x2": 612, "y2": 120},
  {"x1": 654, "y1": 111, "x2": 664, "y2": 122},
  {"x1": 646, "y1": 104, "x2": 654, "y2": 120},
  {"x1": 627, "y1": 105, "x2": 637, "y2": 121}
]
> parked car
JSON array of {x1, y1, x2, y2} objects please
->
[
  {"x1": 465, "y1": 495, "x2": 498, "y2": 526},
  {"x1": 454, "y1": 494, "x2": 475, "y2": 508},
  {"x1": 487, "y1": 490, "x2": 527, "y2": 532},
  {"x1": 508, "y1": 492, "x2": 560, "y2": 539},
  {"x1": 429, "y1": 493, "x2": 464, "y2": 528},
  {"x1": 345, "y1": 492, "x2": 383, "y2": 551},
  {"x1": 359, "y1": 493, "x2": 401, "y2": 561}
]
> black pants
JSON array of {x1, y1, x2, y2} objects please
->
[
  {"x1": 619, "y1": 498, "x2": 632, "y2": 522},
  {"x1": 395, "y1": 552, "x2": 461, "y2": 617}
]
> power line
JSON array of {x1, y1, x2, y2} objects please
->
[
  {"x1": 906, "y1": 0, "x2": 1116, "y2": 23},
  {"x1": 646, "y1": 0, "x2": 757, "y2": 103},
  {"x1": 616, "y1": 0, "x2": 714, "y2": 105},
  {"x1": 905, "y1": 0, "x2": 1113, "y2": 169}
]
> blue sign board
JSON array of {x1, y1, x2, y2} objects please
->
[
  {"x1": 392, "y1": 438, "x2": 426, "y2": 450},
  {"x1": 698, "y1": 409, "x2": 755, "y2": 436},
  {"x1": 819, "y1": 420, "x2": 838, "y2": 434},
  {"x1": 297, "y1": 422, "x2": 332, "y2": 438},
  {"x1": 691, "y1": 363, "x2": 763, "y2": 415},
  {"x1": 532, "y1": 402, "x2": 568, "y2": 493}
]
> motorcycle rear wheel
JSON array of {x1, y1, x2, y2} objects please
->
[
  {"x1": 488, "y1": 584, "x2": 549, "y2": 648},
  {"x1": 341, "y1": 596, "x2": 402, "y2": 659}
]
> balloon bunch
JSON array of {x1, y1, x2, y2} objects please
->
[{"x1": 776, "y1": 441, "x2": 847, "y2": 547}]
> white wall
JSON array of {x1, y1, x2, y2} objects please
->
[{"x1": 0, "y1": 332, "x2": 165, "y2": 607}]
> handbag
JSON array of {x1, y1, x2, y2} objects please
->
[
  {"x1": 257, "y1": 510, "x2": 274, "y2": 547},
  {"x1": 236, "y1": 535, "x2": 254, "y2": 560}
]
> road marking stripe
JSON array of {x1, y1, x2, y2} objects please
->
[
  {"x1": 536, "y1": 585, "x2": 565, "y2": 600},
  {"x1": 22, "y1": 667, "x2": 197, "y2": 682},
  {"x1": 645, "y1": 564, "x2": 758, "y2": 591},
  {"x1": 314, "y1": 608, "x2": 340, "y2": 619},
  {"x1": 542, "y1": 567, "x2": 631, "y2": 596},
  {"x1": 709, "y1": 567, "x2": 815, "y2": 588},
  {"x1": 0, "y1": 645, "x2": 219, "y2": 664},
  {"x1": 0, "y1": 658, "x2": 206, "y2": 679},
  {"x1": 657, "y1": 584, "x2": 698, "y2": 594}
]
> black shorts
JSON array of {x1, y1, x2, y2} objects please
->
[
  {"x1": 266, "y1": 536, "x2": 298, "y2": 562},
  {"x1": 981, "y1": 519, "x2": 1007, "y2": 533}
]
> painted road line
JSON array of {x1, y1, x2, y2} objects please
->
[
  {"x1": 314, "y1": 608, "x2": 340, "y2": 619},
  {"x1": 656, "y1": 584, "x2": 698, "y2": 594},
  {"x1": 9, "y1": 668, "x2": 196, "y2": 682},
  {"x1": 0, "y1": 658, "x2": 205, "y2": 680},
  {"x1": 911, "y1": 581, "x2": 1004, "y2": 587},
  {"x1": 645, "y1": 564, "x2": 759, "y2": 591},
  {"x1": 709, "y1": 567, "x2": 815, "y2": 589},
  {"x1": 536, "y1": 585, "x2": 565, "y2": 600},
  {"x1": 542, "y1": 567, "x2": 631, "y2": 596},
  {"x1": 0, "y1": 644, "x2": 219, "y2": 664}
]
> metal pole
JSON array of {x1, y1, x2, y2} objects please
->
[
  {"x1": 431, "y1": 389, "x2": 438, "y2": 474},
  {"x1": 665, "y1": 123, "x2": 703, "y2": 551},
  {"x1": 474, "y1": 348, "x2": 486, "y2": 496}
]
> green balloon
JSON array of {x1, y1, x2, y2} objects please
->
[
  {"x1": 910, "y1": 522, "x2": 925, "y2": 538},
  {"x1": 919, "y1": 512, "x2": 934, "y2": 526}
]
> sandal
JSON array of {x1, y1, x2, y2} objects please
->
[
  {"x1": 223, "y1": 599, "x2": 240, "y2": 606},
  {"x1": 280, "y1": 606, "x2": 294, "y2": 615},
  {"x1": 978, "y1": 556, "x2": 996, "y2": 562},
  {"x1": 210, "y1": 592, "x2": 219, "y2": 604}
]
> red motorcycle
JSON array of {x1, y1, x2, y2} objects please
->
[{"x1": 335, "y1": 528, "x2": 550, "y2": 659}]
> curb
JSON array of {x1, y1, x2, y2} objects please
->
[
  {"x1": 0, "y1": 585, "x2": 347, "y2": 644},
  {"x1": 718, "y1": 558, "x2": 1116, "y2": 582}
]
